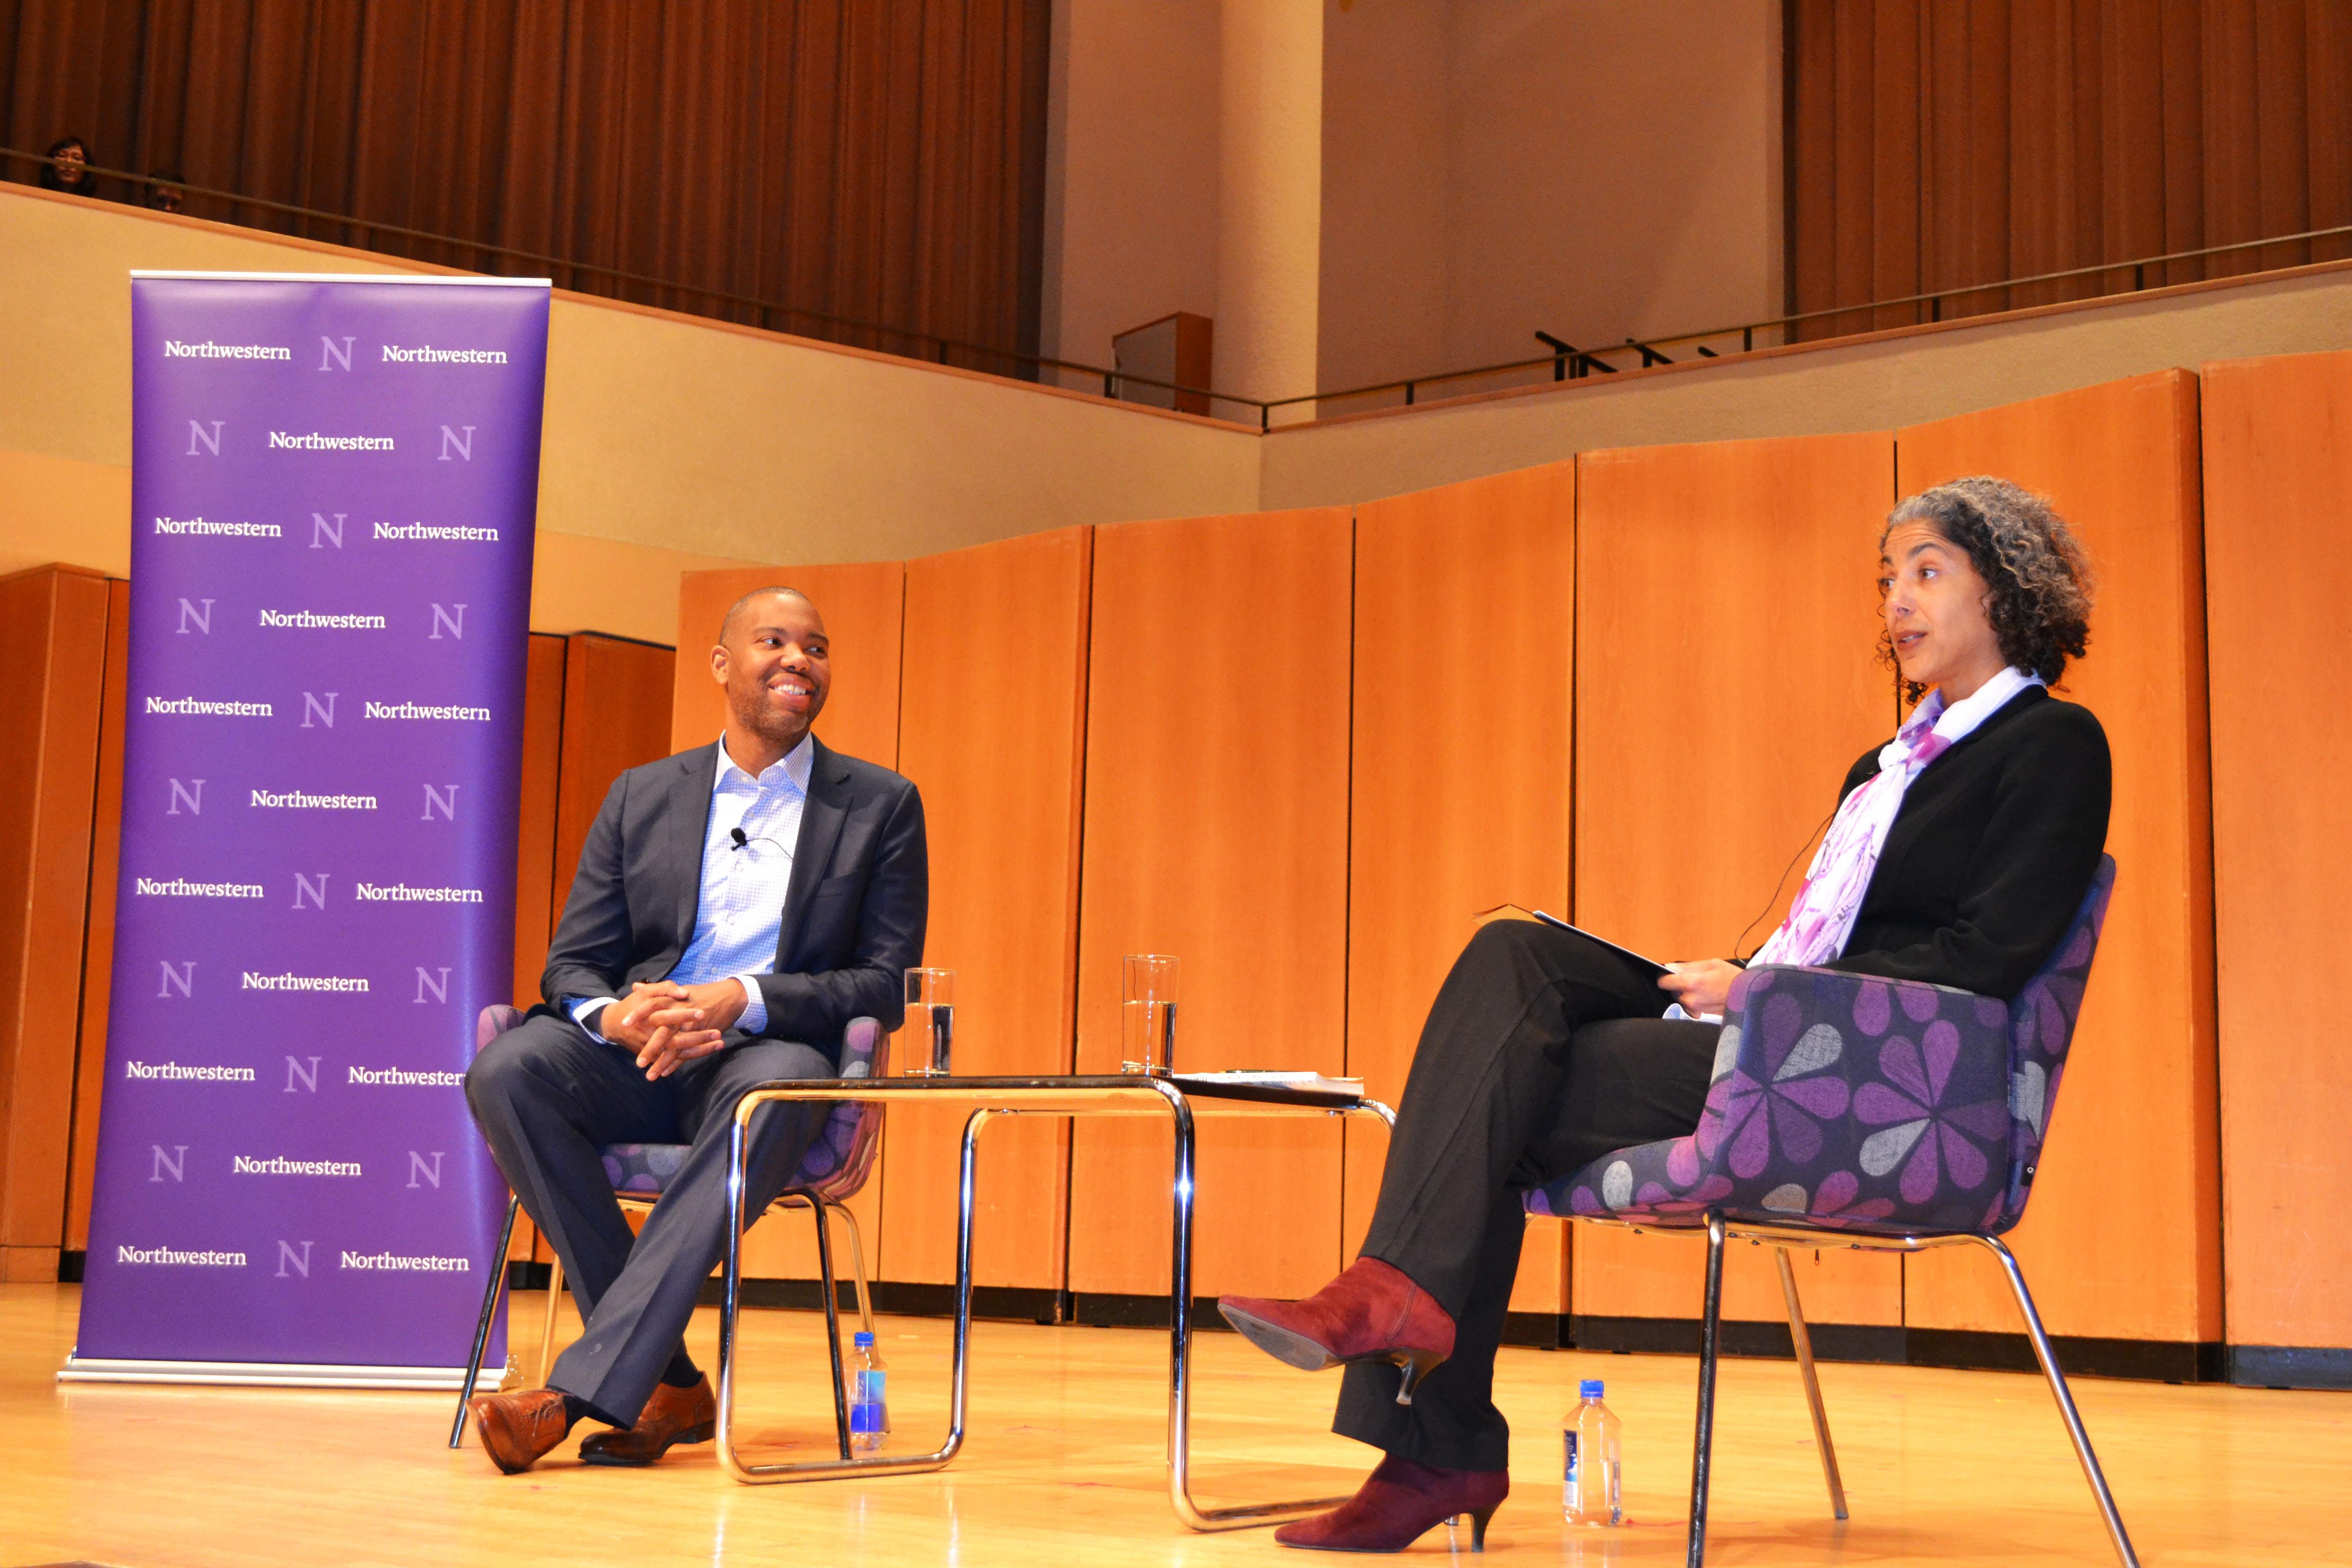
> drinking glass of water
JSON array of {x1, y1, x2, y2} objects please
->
[
  {"x1": 904, "y1": 968, "x2": 954, "y2": 1075},
  {"x1": 1120, "y1": 954, "x2": 1179, "y2": 1075}
]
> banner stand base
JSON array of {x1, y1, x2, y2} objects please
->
[{"x1": 58, "y1": 1355, "x2": 509, "y2": 1391}]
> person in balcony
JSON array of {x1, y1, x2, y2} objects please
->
[
  {"x1": 38, "y1": 136, "x2": 96, "y2": 197},
  {"x1": 1219, "y1": 476, "x2": 2111, "y2": 1553}
]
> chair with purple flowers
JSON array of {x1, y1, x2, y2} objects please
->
[
  {"x1": 1526, "y1": 856, "x2": 2130, "y2": 1567},
  {"x1": 448, "y1": 1007, "x2": 890, "y2": 1456}
]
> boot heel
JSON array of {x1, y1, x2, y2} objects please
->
[
  {"x1": 1392, "y1": 1348, "x2": 1447, "y2": 1405},
  {"x1": 1467, "y1": 1503, "x2": 1498, "y2": 1551}
]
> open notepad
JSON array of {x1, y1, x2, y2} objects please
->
[{"x1": 1472, "y1": 904, "x2": 1671, "y2": 978}]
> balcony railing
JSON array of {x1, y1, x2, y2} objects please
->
[{"x1": 13, "y1": 145, "x2": 2352, "y2": 431}]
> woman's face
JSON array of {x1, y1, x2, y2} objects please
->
[
  {"x1": 54, "y1": 143, "x2": 87, "y2": 185},
  {"x1": 1879, "y1": 522, "x2": 2004, "y2": 696}
]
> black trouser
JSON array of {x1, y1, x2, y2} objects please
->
[
  {"x1": 1340, "y1": 920, "x2": 1721, "y2": 1472},
  {"x1": 464, "y1": 1014, "x2": 829, "y2": 1428}
]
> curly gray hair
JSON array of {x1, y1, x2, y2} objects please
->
[{"x1": 1879, "y1": 476, "x2": 2095, "y2": 696}]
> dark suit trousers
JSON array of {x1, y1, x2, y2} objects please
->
[
  {"x1": 464, "y1": 1015, "x2": 829, "y2": 1428},
  {"x1": 1340, "y1": 920, "x2": 1722, "y2": 1471}
]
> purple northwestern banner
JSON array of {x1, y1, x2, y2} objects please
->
[{"x1": 70, "y1": 274, "x2": 549, "y2": 1383}]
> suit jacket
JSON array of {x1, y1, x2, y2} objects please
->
[
  {"x1": 538, "y1": 735, "x2": 927, "y2": 1060},
  {"x1": 1823, "y1": 684, "x2": 2110, "y2": 1000}
]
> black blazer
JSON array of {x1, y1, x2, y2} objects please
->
[
  {"x1": 538, "y1": 736, "x2": 927, "y2": 1060},
  {"x1": 1822, "y1": 685, "x2": 2110, "y2": 1000}
]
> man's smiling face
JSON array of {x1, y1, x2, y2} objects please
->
[{"x1": 713, "y1": 590, "x2": 830, "y2": 749}]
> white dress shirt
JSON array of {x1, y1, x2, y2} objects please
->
[{"x1": 569, "y1": 733, "x2": 813, "y2": 1043}]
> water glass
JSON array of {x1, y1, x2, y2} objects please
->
[
  {"x1": 904, "y1": 968, "x2": 955, "y2": 1075},
  {"x1": 1120, "y1": 954, "x2": 1179, "y2": 1075}
]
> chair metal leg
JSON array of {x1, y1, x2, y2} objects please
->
[
  {"x1": 827, "y1": 1199, "x2": 877, "y2": 1338},
  {"x1": 536, "y1": 1251, "x2": 565, "y2": 1388},
  {"x1": 801, "y1": 1187, "x2": 854, "y2": 1459},
  {"x1": 448, "y1": 1193, "x2": 521, "y2": 1448},
  {"x1": 1970, "y1": 1235, "x2": 2140, "y2": 1568},
  {"x1": 1688, "y1": 1212, "x2": 1727, "y2": 1568},
  {"x1": 1773, "y1": 1246, "x2": 1848, "y2": 1521}
]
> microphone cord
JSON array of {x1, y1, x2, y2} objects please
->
[{"x1": 1729, "y1": 803, "x2": 1838, "y2": 963}]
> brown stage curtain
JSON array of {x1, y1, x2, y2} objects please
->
[
  {"x1": 1786, "y1": 0, "x2": 2352, "y2": 339},
  {"x1": 0, "y1": 0, "x2": 1051, "y2": 373}
]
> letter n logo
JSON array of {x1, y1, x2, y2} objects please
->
[
  {"x1": 157, "y1": 960, "x2": 196, "y2": 999},
  {"x1": 186, "y1": 419, "x2": 224, "y2": 456},
  {"x1": 421, "y1": 783, "x2": 459, "y2": 821},
  {"x1": 406, "y1": 1152, "x2": 444, "y2": 1190},
  {"x1": 414, "y1": 966, "x2": 450, "y2": 1004},
  {"x1": 283, "y1": 1055, "x2": 321, "y2": 1093},
  {"x1": 176, "y1": 597, "x2": 214, "y2": 635},
  {"x1": 166, "y1": 778, "x2": 205, "y2": 815},
  {"x1": 429, "y1": 603, "x2": 466, "y2": 641},
  {"x1": 310, "y1": 511, "x2": 346, "y2": 549},
  {"x1": 292, "y1": 873, "x2": 330, "y2": 910},
  {"x1": 276, "y1": 1240, "x2": 312, "y2": 1279},
  {"x1": 149, "y1": 1145, "x2": 188, "y2": 1183},
  {"x1": 319, "y1": 335, "x2": 354, "y2": 372},
  {"x1": 301, "y1": 691, "x2": 337, "y2": 729},
  {"x1": 437, "y1": 425, "x2": 475, "y2": 462}
]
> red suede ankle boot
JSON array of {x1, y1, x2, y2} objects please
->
[
  {"x1": 1275, "y1": 1454, "x2": 1509, "y2": 1552},
  {"x1": 1217, "y1": 1257, "x2": 1456, "y2": 1404}
]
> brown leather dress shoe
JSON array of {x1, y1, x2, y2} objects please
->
[
  {"x1": 1218, "y1": 1257, "x2": 1457, "y2": 1404},
  {"x1": 469, "y1": 1387, "x2": 575, "y2": 1474},
  {"x1": 578, "y1": 1375, "x2": 718, "y2": 1467}
]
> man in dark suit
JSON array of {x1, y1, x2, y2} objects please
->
[{"x1": 462, "y1": 585, "x2": 925, "y2": 1473}]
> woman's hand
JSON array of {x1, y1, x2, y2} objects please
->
[{"x1": 1657, "y1": 959, "x2": 1743, "y2": 1016}]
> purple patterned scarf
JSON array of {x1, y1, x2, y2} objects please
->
[{"x1": 1749, "y1": 667, "x2": 2043, "y2": 969}]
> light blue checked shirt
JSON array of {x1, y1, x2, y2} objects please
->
[{"x1": 569, "y1": 733, "x2": 814, "y2": 1042}]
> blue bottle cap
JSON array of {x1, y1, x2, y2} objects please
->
[
  {"x1": 854, "y1": 1331, "x2": 875, "y2": 1348},
  {"x1": 1580, "y1": 1379, "x2": 1605, "y2": 1399}
]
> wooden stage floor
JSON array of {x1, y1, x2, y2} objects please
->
[{"x1": 2, "y1": 1283, "x2": 2346, "y2": 1566}]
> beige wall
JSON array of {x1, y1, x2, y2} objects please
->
[
  {"x1": 1265, "y1": 259, "x2": 2352, "y2": 508},
  {"x1": 0, "y1": 185, "x2": 1263, "y2": 642},
  {"x1": 1216, "y1": 0, "x2": 1324, "y2": 411},
  {"x1": 1039, "y1": 0, "x2": 1223, "y2": 385},
  {"x1": 1318, "y1": 0, "x2": 1783, "y2": 399}
]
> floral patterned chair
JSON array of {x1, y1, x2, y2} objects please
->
[
  {"x1": 1526, "y1": 856, "x2": 2132, "y2": 1567},
  {"x1": 449, "y1": 1010, "x2": 889, "y2": 1450}
]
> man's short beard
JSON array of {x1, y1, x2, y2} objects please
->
[{"x1": 732, "y1": 690, "x2": 814, "y2": 744}]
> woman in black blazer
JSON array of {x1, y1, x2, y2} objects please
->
[{"x1": 1220, "y1": 476, "x2": 2112, "y2": 1552}]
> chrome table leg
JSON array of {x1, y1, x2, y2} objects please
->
[
  {"x1": 1166, "y1": 1098, "x2": 1392, "y2": 1530},
  {"x1": 714, "y1": 1099, "x2": 973, "y2": 1482},
  {"x1": 1773, "y1": 1246, "x2": 1848, "y2": 1521},
  {"x1": 1973, "y1": 1235, "x2": 2139, "y2": 1567}
]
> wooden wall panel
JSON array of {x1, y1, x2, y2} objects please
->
[
  {"x1": 511, "y1": 634, "x2": 569, "y2": 1011},
  {"x1": 503, "y1": 632, "x2": 568, "y2": 1265},
  {"x1": 674, "y1": 564, "x2": 905, "y2": 1283},
  {"x1": 1572, "y1": 434, "x2": 1903, "y2": 1328},
  {"x1": 0, "y1": 565, "x2": 113, "y2": 1281},
  {"x1": 1345, "y1": 464, "x2": 1577, "y2": 1317},
  {"x1": 2201, "y1": 348, "x2": 2352, "y2": 1359},
  {"x1": 884, "y1": 527, "x2": 1092, "y2": 1290},
  {"x1": 1069, "y1": 508, "x2": 1355, "y2": 1300},
  {"x1": 553, "y1": 635, "x2": 679, "y2": 936},
  {"x1": 1897, "y1": 369, "x2": 2220, "y2": 1344},
  {"x1": 64, "y1": 578, "x2": 130, "y2": 1256}
]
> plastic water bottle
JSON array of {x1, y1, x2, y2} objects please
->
[
  {"x1": 850, "y1": 1330, "x2": 888, "y2": 1452},
  {"x1": 1562, "y1": 1378, "x2": 1623, "y2": 1526}
]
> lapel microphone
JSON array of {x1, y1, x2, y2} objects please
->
[{"x1": 729, "y1": 827, "x2": 749, "y2": 851}]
